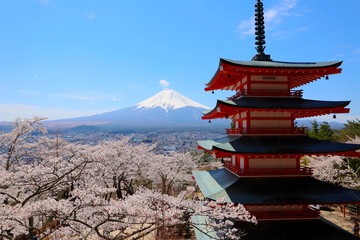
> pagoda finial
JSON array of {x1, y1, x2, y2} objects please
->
[{"x1": 252, "y1": 0, "x2": 272, "y2": 61}]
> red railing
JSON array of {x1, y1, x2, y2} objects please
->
[
  {"x1": 224, "y1": 161, "x2": 313, "y2": 176},
  {"x1": 253, "y1": 209, "x2": 319, "y2": 220},
  {"x1": 226, "y1": 127, "x2": 306, "y2": 135},
  {"x1": 228, "y1": 89, "x2": 303, "y2": 99}
]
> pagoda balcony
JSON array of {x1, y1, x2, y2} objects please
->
[
  {"x1": 224, "y1": 161, "x2": 313, "y2": 176},
  {"x1": 226, "y1": 127, "x2": 306, "y2": 136},
  {"x1": 253, "y1": 209, "x2": 319, "y2": 220},
  {"x1": 228, "y1": 89, "x2": 303, "y2": 100}
]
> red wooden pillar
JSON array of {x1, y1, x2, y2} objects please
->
[
  {"x1": 296, "y1": 156, "x2": 300, "y2": 170},
  {"x1": 246, "y1": 111, "x2": 250, "y2": 130}
]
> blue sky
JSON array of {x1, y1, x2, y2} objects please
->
[{"x1": 0, "y1": 0, "x2": 360, "y2": 122}]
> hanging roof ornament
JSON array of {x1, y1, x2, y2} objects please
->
[{"x1": 252, "y1": 0, "x2": 272, "y2": 61}]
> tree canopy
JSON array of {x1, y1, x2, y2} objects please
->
[
  {"x1": 0, "y1": 117, "x2": 256, "y2": 240},
  {"x1": 335, "y1": 119, "x2": 360, "y2": 142},
  {"x1": 307, "y1": 120, "x2": 334, "y2": 141}
]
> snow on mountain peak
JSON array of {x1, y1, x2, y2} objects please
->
[{"x1": 135, "y1": 89, "x2": 210, "y2": 112}]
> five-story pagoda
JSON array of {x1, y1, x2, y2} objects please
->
[{"x1": 193, "y1": 1, "x2": 360, "y2": 239}]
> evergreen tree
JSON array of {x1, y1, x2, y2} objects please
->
[
  {"x1": 307, "y1": 120, "x2": 334, "y2": 141},
  {"x1": 336, "y1": 119, "x2": 360, "y2": 142},
  {"x1": 307, "y1": 120, "x2": 319, "y2": 139},
  {"x1": 317, "y1": 122, "x2": 334, "y2": 140}
]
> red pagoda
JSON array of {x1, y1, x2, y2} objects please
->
[{"x1": 193, "y1": 1, "x2": 360, "y2": 239}]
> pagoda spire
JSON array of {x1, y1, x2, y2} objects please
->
[{"x1": 252, "y1": 0, "x2": 272, "y2": 61}]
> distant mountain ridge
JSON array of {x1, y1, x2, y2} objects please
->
[
  {"x1": 0, "y1": 89, "x2": 349, "y2": 131},
  {"x1": 4, "y1": 89, "x2": 345, "y2": 131},
  {"x1": 45, "y1": 89, "x2": 224, "y2": 129}
]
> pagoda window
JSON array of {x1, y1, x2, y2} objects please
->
[
  {"x1": 250, "y1": 112, "x2": 291, "y2": 118},
  {"x1": 248, "y1": 158, "x2": 297, "y2": 169},
  {"x1": 249, "y1": 112, "x2": 293, "y2": 129},
  {"x1": 231, "y1": 155, "x2": 236, "y2": 166},
  {"x1": 250, "y1": 119, "x2": 292, "y2": 128},
  {"x1": 250, "y1": 75, "x2": 288, "y2": 82},
  {"x1": 239, "y1": 157, "x2": 244, "y2": 170},
  {"x1": 249, "y1": 75, "x2": 289, "y2": 92},
  {"x1": 243, "y1": 78, "x2": 248, "y2": 89},
  {"x1": 251, "y1": 83, "x2": 288, "y2": 90}
]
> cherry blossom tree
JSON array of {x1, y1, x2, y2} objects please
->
[
  {"x1": 0, "y1": 116, "x2": 47, "y2": 171},
  {"x1": 304, "y1": 137, "x2": 360, "y2": 188},
  {"x1": 148, "y1": 151, "x2": 196, "y2": 194},
  {"x1": 89, "y1": 139, "x2": 158, "y2": 199},
  {"x1": 0, "y1": 117, "x2": 256, "y2": 240},
  {"x1": 305, "y1": 155, "x2": 359, "y2": 188}
]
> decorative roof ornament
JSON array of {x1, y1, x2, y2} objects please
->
[{"x1": 252, "y1": 0, "x2": 272, "y2": 61}]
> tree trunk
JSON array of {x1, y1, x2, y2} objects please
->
[{"x1": 28, "y1": 217, "x2": 34, "y2": 240}]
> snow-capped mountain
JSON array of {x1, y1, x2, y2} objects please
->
[
  {"x1": 45, "y1": 89, "x2": 224, "y2": 129},
  {"x1": 135, "y1": 89, "x2": 210, "y2": 112}
]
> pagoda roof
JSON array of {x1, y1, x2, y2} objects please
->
[
  {"x1": 222, "y1": 58, "x2": 343, "y2": 69},
  {"x1": 192, "y1": 216, "x2": 359, "y2": 240},
  {"x1": 202, "y1": 97, "x2": 350, "y2": 119},
  {"x1": 197, "y1": 135, "x2": 360, "y2": 157},
  {"x1": 192, "y1": 168, "x2": 360, "y2": 205},
  {"x1": 206, "y1": 58, "x2": 342, "y2": 91},
  {"x1": 235, "y1": 218, "x2": 359, "y2": 240}
]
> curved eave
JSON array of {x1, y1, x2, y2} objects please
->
[
  {"x1": 197, "y1": 136, "x2": 360, "y2": 157},
  {"x1": 205, "y1": 69, "x2": 246, "y2": 91},
  {"x1": 232, "y1": 219, "x2": 360, "y2": 240},
  {"x1": 193, "y1": 169, "x2": 360, "y2": 205},
  {"x1": 221, "y1": 58, "x2": 343, "y2": 69},
  {"x1": 194, "y1": 217, "x2": 360, "y2": 240},
  {"x1": 202, "y1": 98, "x2": 350, "y2": 120},
  {"x1": 201, "y1": 104, "x2": 225, "y2": 120},
  {"x1": 220, "y1": 98, "x2": 350, "y2": 109},
  {"x1": 209, "y1": 146, "x2": 360, "y2": 158},
  {"x1": 205, "y1": 58, "x2": 342, "y2": 91}
]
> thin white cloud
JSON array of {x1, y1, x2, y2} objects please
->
[
  {"x1": 238, "y1": 0, "x2": 301, "y2": 37},
  {"x1": 265, "y1": 9, "x2": 279, "y2": 23},
  {"x1": 159, "y1": 79, "x2": 170, "y2": 89},
  {"x1": 17, "y1": 89, "x2": 109, "y2": 101},
  {"x1": 36, "y1": 0, "x2": 49, "y2": 6},
  {"x1": 347, "y1": 58, "x2": 360, "y2": 63},
  {"x1": 329, "y1": 45, "x2": 360, "y2": 60},
  {"x1": 335, "y1": 53, "x2": 345, "y2": 58},
  {"x1": 86, "y1": 12, "x2": 96, "y2": 20},
  {"x1": 129, "y1": 84, "x2": 146, "y2": 89},
  {"x1": 53, "y1": 93, "x2": 95, "y2": 101},
  {"x1": 0, "y1": 103, "x2": 101, "y2": 121},
  {"x1": 238, "y1": 17, "x2": 254, "y2": 36},
  {"x1": 112, "y1": 97, "x2": 121, "y2": 101},
  {"x1": 17, "y1": 90, "x2": 42, "y2": 95},
  {"x1": 280, "y1": 0, "x2": 298, "y2": 11},
  {"x1": 353, "y1": 48, "x2": 360, "y2": 55},
  {"x1": 271, "y1": 27, "x2": 307, "y2": 40}
]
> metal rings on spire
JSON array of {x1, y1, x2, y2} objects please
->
[{"x1": 252, "y1": 0, "x2": 272, "y2": 61}]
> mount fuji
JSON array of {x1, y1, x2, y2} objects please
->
[
  {"x1": 135, "y1": 89, "x2": 209, "y2": 112},
  {"x1": 46, "y1": 89, "x2": 225, "y2": 130}
]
